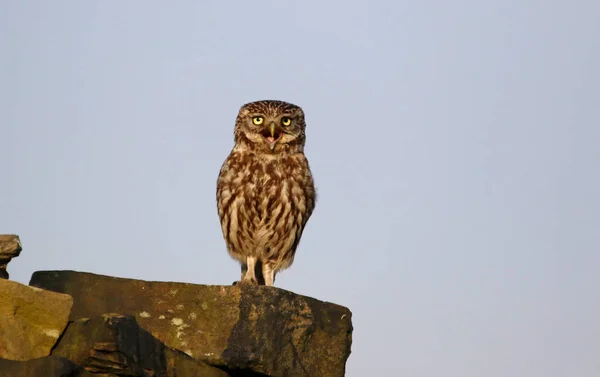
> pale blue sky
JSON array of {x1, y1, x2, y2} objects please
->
[{"x1": 1, "y1": 1, "x2": 599, "y2": 376}]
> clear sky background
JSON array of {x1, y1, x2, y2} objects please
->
[{"x1": 1, "y1": 1, "x2": 599, "y2": 376}]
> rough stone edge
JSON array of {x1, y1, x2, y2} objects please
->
[{"x1": 0, "y1": 235, "x2": 22, "y2": 280}]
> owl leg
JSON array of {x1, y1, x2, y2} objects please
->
[
  {"x1": 242, "y1": 256, "x2": 259, "y2": 285},
  {"x1": 240, "y1": 263, "x2": 248, "y2": 281},
  {"x1": 231, "y1": 263, "x2": 248, "y2": 285},
  {"x1": 262, "y1": 263, "x2": 276, "y2": 286}
]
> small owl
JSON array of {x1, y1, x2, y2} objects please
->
[{"x1": 216, "y1": 100, "x2": 316, "y2": 286}]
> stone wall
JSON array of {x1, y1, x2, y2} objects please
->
[{"x1": 0, "y1": 235, "x2": 353, "y2": 377}]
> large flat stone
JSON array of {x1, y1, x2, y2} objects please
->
[
  {"x1": 0, "y1": 279, "x2": 73, "y2": 360},
  {"x1": 30, "y1": 270, "x2": 353, "y2": 377}
]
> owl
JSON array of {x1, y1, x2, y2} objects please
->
[{"x1": 216, "y1": 100, "x2": 316, "y2": 286}]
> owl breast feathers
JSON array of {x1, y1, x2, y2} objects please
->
[{"x1": 216, "y1": 100, "x2": 316, "y2": 286}]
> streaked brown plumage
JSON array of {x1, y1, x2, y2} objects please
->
[{"x1": 216, "y1": 100, "x2": 316, "y2": 286}]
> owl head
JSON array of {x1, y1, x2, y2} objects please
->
[{"x1": 233, "y1": 100, "x2": 307, "y2": 154}]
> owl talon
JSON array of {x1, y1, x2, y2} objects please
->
[{"x1": 234, "y1": 278, "x2": 258, "y2": 286}]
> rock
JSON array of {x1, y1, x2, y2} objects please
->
[
  {"x1": 53, "y1": 313, "x2": 230, "y2": 377},
  {"x1": 30, "y1": 270, "x2": 353, "y2": 377},
  {"x1": 0, "y1": 356, "x2": 93, "y2": 377},
  {"x1": 0, "y1": 234, "x2": 22, "y2": 279},
  {"x1": 0, "y1": 279, "x2": 73, "y2": 360}
]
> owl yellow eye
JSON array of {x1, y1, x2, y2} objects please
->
[
  {"x1": 252, "y1": 116, "x2": 264, "y2": 125},
  {"x1": 281, "y1": 117, "x2": 291, "y2": 126}
]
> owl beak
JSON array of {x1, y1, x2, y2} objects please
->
[{"x1": 263, "y1": 122, "x2": 280, "y2": 151}]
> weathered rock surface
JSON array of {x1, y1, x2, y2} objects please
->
[
  {"x1": 53, "y1": 313, "x2": 230, "y2": 377},
  {"x1": 0, "y1": 356, "x2": 93, "y2": 377},
  {"x1": 0, "y1": 279, "x2": 73, "y2": 360},
  {"x1": 0, "y1": 234, "x2": 22, "y2": 279},
  {"x1": 30, "y1": 270, "x2": 353, "y2": 377}
]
